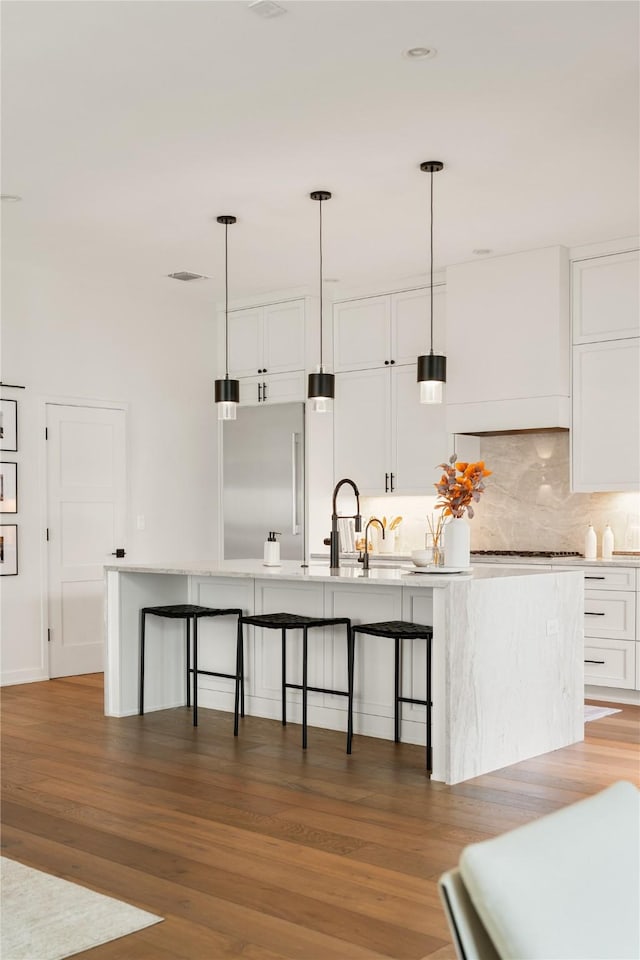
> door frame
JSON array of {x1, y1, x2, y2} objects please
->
[{"x1": 39, "y1": 395, "x2": 129, "y2": 678}]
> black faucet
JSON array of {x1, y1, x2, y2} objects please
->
[
  {"x1": 329, "y1": 478, "x2": 362, "y2": 569},
  {"x1": 358, "y1": 518, "x2": 385, "y2": 570}
]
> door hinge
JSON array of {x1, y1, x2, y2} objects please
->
[
  {"x1": 46, "y1": 528, "x2": 50, "y2": 541},
  {"x1": 47, "y1": 629, "x2": 51, "y2": 643}
]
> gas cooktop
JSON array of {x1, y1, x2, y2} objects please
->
[{"x1": 470, "y1": 550, "x2": 583, "y2": 558}]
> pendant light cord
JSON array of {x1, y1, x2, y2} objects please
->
[
  {"x1": 429, "y1": 169, "x2": 434, "y2": 356},
  {"x1": 319, "y1": 197, "x2": 324, "y2": 366},
  {"x1": 224, "y1": 221, "x2": 229, "y2": 379}
]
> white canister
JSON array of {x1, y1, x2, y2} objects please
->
[
  {"x1": 602, "y1": 524, "x2": 614, "y2": 560},
  {"x1": 584, "y1": 523, "x2": 597, "y2": 560}
]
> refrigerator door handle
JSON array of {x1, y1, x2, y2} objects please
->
[{"x1": 291, "y1": 432, "x2": 301, "y2": 535}]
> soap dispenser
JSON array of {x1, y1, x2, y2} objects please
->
[
  {"x1": 602, "y1": 523, "x2": 614, "y2": 560},
  {"x1": 263, "y1": 531, "x2": 281, "y2": 567},
  {"x1": 584, "y1": 522, "x2": 597, "y2": 560}
]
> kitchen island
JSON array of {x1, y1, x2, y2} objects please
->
[{"x1": 105, "y1": 560, "x2": 584, "y2": 784}]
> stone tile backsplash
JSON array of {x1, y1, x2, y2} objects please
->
[{"x1": 362, "y1": 431, "x2": 640, "y2": 555}]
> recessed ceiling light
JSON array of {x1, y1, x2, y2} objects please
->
[
  {"x1": 1, "y1": 195, "x2": 22, "y2": 203},
  {"x1": 473, "y1": 249, "x2": 492, "y2": 256},
  {"x1": 248, "y1": 0, "x2": 287, "y2": 19},
  {"x1": 402, "y1": 47, "x2": 437, "y2": 61}
]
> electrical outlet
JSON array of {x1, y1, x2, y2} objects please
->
[
  {"x1": 546, "y1": 619, "x2": 559, "y2": 635},
  {"x1": 136, "y1": 514, "x2": 145, "y2": 531}
]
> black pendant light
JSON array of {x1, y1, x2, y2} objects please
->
[
  {"x1": 417, "y1": 161, "x2": 446, "y2": 404},
  {"x1": 307, "y1": 190, "x2": 335, "y2": 413},
  {"x1": 214, "y1": 215, "x2": 240, "y2": 421}
]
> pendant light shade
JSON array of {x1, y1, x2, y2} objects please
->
[
  {"x1": 214, "y1": 215, "x2": 240, "y2": 421},
  {"x1": 308, "y1": 190, "x2": 335, "y2": 413},
  {"x1": 417, "y1": 160, "x2": 446, "y2": 404}
]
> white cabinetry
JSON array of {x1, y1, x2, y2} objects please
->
[
  {"x1": 225, "y1": 299, "x2": 307, "y2": 405},
  {"x1": 333, "y1": 288, "x2": 447, "y2": 494},
  {"x1": 227, "y1": 300, "x2": 306, "y2": 379},
  {"x1": 570, "y1": 247, "x2": 640, "y2": 493},
  {"x1": 333, "y1": 287, "x2": 445, "y2": 372},
  {"x1": 445, "y1": 246, "x2": 570, "y2": 433},
  {"x1": 334, "y1": 365, "x2": 447, "y2": 495}
]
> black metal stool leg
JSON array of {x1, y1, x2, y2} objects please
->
[
  {"x1": 302, "y1": 627, "x2": 308, "y2": 749},
  {"x1": 186, "y1": 617, "x2": 191, "y2": 708},
  {"x1": 193, "y1": 617, "x2": 198, "y2": 727},
  {"x1": 139, "y1": 610, "x2": 146, "y2": 715},
  {"x1": 347, "y1": 625, "x2": 354, "y2": 755},
  {"x1": 238, "y1": 616, "x2": 245, "y2": 718},
  {"x1": 394, "y1": 636, "x2": 401, "y2": 742},
  {"x1": 281, "y1": 627, "x2": 287, "y2": 726},
  {"x1": 426, "y1": 634, "x2": 432, "y2": 773},
  {"x1": 233, "y1": 617, "x2": 241, "y2": 736}
]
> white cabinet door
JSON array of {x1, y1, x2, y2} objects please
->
[
  {"x1": 572, "y1": 250, "x2": 640, "y2": 343},
  {"x1": 333, "y1": 296, "x2": 391, "y2": 372},
  {"x1": 572, "y1": 338, "x2": 640, "y2": 492},
  {"x1": 334, "y1": 368, "x2": 391, "y2": 495},
  {"x1": 228, "y1": 300, "x2": 306, "y2": 378},
  {"x1": 584, "y1": 637, "x2": 636, "y2": 689},
  {"x1": 583, "y1": 590, "x2": 636, "y2": 641},
  {"x1": 392, "y1": 365, "x2": 448, "y2": 494},
  {"x1": 392, "y1": 287, "x2": 446, "y2": 367},
  {"x1": 262, "y1": 301, "x2": 306, "y2": 374},
  {"x1": 239, "y1": 371, "x2": 305, "y2": 407},
  {"x1": 227, "y1": 306, "x2": 263, "y2": 378}
]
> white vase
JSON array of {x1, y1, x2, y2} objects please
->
[{"x1": 444, "y1": 517, "x2": 471, "y2": 568}]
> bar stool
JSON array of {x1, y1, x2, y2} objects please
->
[
  {"x1": 239, "y1": 612, "x2": 354, "y2": 751},
  {"x1": 351, "y1": 620, "x2": 434, "y2": 771},
  {"x1": 139, "y1": 604, "x2": 244, "y2": 732}
]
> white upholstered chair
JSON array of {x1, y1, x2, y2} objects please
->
[{"x1": 438, "y1": 780, "x2": 640, "y2": 960}]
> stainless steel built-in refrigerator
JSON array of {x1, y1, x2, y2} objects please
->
[{"x1": 223, "y1": 403, "x2": 305, "y2": 561}]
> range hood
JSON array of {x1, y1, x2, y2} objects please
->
[{"x1": 444, "y1": 246, "x2": 570, "y2": 436}]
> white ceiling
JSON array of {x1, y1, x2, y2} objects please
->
[{"x1": 2, "y1": 0, "x2": 638, "y2": 304}]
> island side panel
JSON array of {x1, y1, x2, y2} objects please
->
[
  {"x1": 105, "y1": 570, "x2": 189, "y2": 716},
  {"x1": 443, "y1": 571, "x2": 584, "y2": 785}
]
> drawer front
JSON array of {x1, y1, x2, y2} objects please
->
[
  {"x1": 583, "y1": 590, "x2": 636, "y2": 640},
  {"x1": 584, "y1": 637, "x2": 636, "y2": 689},
  {"x1": 579, "y1": 566, "x2": 636, "y2": 591}
]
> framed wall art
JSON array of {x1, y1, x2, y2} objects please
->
[
  {"x1": 0, "y1": 462, "x2": 17, "y2": 513},
  {"x1": 0, "y1": 524, "x2": 18, "y2": 576},
  {"x1": 0, "y1": 399, "x2": 18, "y2": 452}
]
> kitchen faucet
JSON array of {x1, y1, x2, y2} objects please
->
[
  {"x1": 329, "y1": 478, "x2": 362, "y2": 568},
  {"x1": 358, "y1": 518, "x2": 384, "y2": 570}
]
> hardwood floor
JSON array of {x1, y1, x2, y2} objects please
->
[{"x1": 2, "y1": 676, "x2": 639, "y2": 960}]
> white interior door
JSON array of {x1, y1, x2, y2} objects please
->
[{"x1": 46, "y1": 402, "x2": 127, "y2": 677}]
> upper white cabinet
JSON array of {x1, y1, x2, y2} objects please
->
[
  {"x1": 572, "y1": 338, "x2": 640, "y2": 492},
  {"x1": 333, "y1": 365, "x2": 447, "y2": 496},
  {"x1": 572, "y1": 250, "x2": 640, "y2": 343},
  {"x1": 445, "y1": 247, "x2": 570, "y2": 433},
  {"x1": 333, "y1": 287, "x2": 445, "y2": 373},
  {"x1": 227, "y1": 299, "x2": 306, "y2": 379}
]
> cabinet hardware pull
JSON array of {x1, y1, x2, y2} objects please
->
[
  {"x1": 384, "y1": 360, "x2": 389, "y2": 365},
  {"x1": 390, "y1": 472, "x2": 395, "y2": 492},
  {"x1": 385, "y1": 472, "x2": 389, "y2": 493},
  {"x1": 258, "y1": 383, "x2": 262, "y2": 402},
  {"x1": 585, "y1": 576, "x2": 606, "y2": 580},
  {"x1": 584, "y1": 659, "x2": 606, "y2": 664},
  {"x1": 585, "y1": 611, "x2": 606, "y2": 616},
  {"x1": 390, "y1": 359, "x2": 395, "y2": 365},
  {"x1": 263, "y1": 381, "x2": 268, "y2": 401}
]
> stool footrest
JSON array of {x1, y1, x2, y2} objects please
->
[
  {"x1": 190, "y1": 668, "x2": 238, "y2": 681},
  {"x1": 398, "y1": 696, "x2": 431, "y2": 707},
  {"x1": 285, "y1": 682, "x2": 349, "y2": 697}
]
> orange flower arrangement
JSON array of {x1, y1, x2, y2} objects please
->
[{"x1": 435, "y1": 454, "x2": 492, "y2": 519}]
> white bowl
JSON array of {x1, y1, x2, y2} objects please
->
[{"x1": 411, "y1": 549, "x2": 432, "y2": 567}]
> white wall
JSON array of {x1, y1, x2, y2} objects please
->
[{"x1": 1, "y1": 257, "x2": 218, "y2": 684}]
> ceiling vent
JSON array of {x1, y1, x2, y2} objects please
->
[
  {"x1": 167, "y1": 271, "x2": 207, "y2": 282},
  {"x1": 248, "y1": 0, "x2": 287, "y2": 19}
]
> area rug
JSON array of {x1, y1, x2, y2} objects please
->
[
  {"x1": 584, "y1": 705, "x2": 622, "y2": 722},
  {"x1": 0, "y1": 857, "x2": 163, "y2": 960}
]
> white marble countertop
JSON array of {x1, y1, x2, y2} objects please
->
[
  {"x1": 312, "y1": 552, "x2": 640, "y2": 568},
  {"x1": 104, "y1": 558, "x2": 584, "y2": 586}
]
